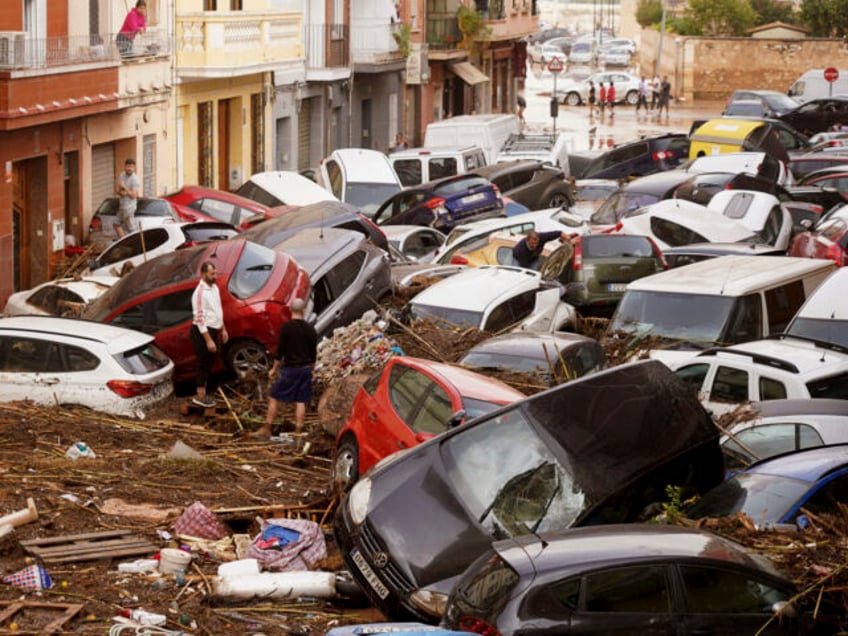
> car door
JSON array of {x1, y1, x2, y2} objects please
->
[
  {"x1": 722, "y1": 422, "x2": 825, "y2": 471},
  {"x1": 504, "y1": 167, "x2": 542, "y2": 208},
  {"x1": 702, "y1": 364, "x2": 752, "y2": 417},
  {"x1": 311, "y1": 250, "x2": 368, "y2": 336},
  {"x1": 93, "y1": 227, "x2": 172, "y2": 273},
  {"x1": 0, "y1": 335, "x2": 67, "y2": 407}
]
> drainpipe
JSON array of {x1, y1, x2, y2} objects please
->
[{"x1": 655, "y1": 0, "x2": 666, "y2": 78}]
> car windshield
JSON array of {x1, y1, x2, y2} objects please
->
[
  {"x1": 408, "y1": 302, "x2": 483, "y2": 328},
  {"x1": 116, "y1": 342, "x2": 172, "y2": 374},
  {"x1": 443, "y1": 407, "x2": 586, "y2": 539},
  {"x1": 228, "y1": 241, "x2": 276, "y2": 299},
  {"x1": 688, "y1": 473, "x2": 811, "y2": 526},
  {"x1": 346, "y1": 183, "x2": 401, "y2": 218},
  {"x1": 610, "y1": 290, "x2": 737, "y2": 345},
  {"x1": 462, "y1": 397, "x2": 511, "y2": 420},
  {"x1": 785, "y1": 317, "x2": 848, "y2": 349},
  {"x1": 591, "y1": 191, "x2": 660, "y2": 225}
]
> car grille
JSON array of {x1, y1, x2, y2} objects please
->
[{"x1": 359, "y1": 519, "x2": 415, "y2": 595}]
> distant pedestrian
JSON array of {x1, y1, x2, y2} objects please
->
[
  {"x1": 516, "y1": 93, "x2": 527, "y2": 124},
  {"x1": 598, "y1": 82, "x2": 606, "y2": 118},
  {"x1": 636, "y1": 76, "x2": 649, "y2": 114},
  {"x1": 607, "y1": 82, "x2": 616, "y2": 118},
  {"x1": 657, "y1": 75, "x2": 672, "y2": 120},
  {"x1": 651, "y1": 74, "x2": 661, "y2": 110},
  {"x1": 190, "y1": 261, "x2": 228, "y2": 409},
  {"x1": 114, "y1": 158, "x2": 140, "y2": 239},
  {"x1": 392, "y1": 132, "x2": 408, "y2": 152},
  {"x1": 116, "y1": 0, "x2": 146, "y2": 57},
  {"x1": 587, "y1": 80, "x2": 596, "y2": 119},
  {"x1": 259, "y1": 298, "x2": 318, "y2": 438}
]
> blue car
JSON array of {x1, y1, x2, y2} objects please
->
[
  {"x1": 371, "y1": 174, "x2": 504, "y2": 232},
  {"x1": 689, "y1": 444, "x2": 848, "y2": 528}
]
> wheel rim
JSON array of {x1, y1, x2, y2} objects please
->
[
  {"x1": 548, "y1": 193, "x2": 569, "y2": 208},
  {"x1": 334, "y1": 445, "x2": 357, "y2": 489},
  {"x1": 229, "y1": 343, "x2": 270, "y2": 376},
  {"x1": 566, "y1": 93, "x2": 580, "y2": 106},
  {"x1": 626, "y1": 91, "x2": 638, "y2": 105}
]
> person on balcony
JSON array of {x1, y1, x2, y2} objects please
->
[{"x1": 116, "y1": 0, "x2": 147, "y2": 57}]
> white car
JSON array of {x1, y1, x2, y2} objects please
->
[
  {"x1": 235, "y1": 171, "x2": 339, "y2": 208},
  {"x1": 598, "y1": 37, "x2": 637, "y2": 55},
  {"x1": 88, "y1": 222, "x2": 238, "y2": 278},
  {"x1": 616, "y1": 199, "x2": 758, "y2": 250},
  {"x1": 669, "y1": 337, "x2": 848, "y2": 417},
  {"x1": 685, "y1": 152, "x2": 791, "y2": 186},
  {"x1": 706, "y1": 190, "x2": 794, "y2": 251},
  {"x1": 3, "y1": 277, "x2": 119, "y2": 317},
  {"x1": 431, "y1": 208, "x2": 587, "y2": 264},
  {"x1": 603, "y1": 47, "x2": 632, "y2": 68},
  {"x1": 530, "y1": 43, "x2": 568, "y2": 66},
  {"x1": 404, "y1": 265, "x2": 577, "y2": 333},
  {"x1": 720, "y1": 399, "x2": 848, "y2": 470},
  {"x1": 380, "y1": 225, "x2": 446, "y2": 263},
  {"x1": 87, "y1": 197, "x2": 181, "y2": 251},
  {"x1": 0, "y1": 315, "x2": 174, "y2": 418},
  {"x1": 556, "y1": 71, "x2": 641, "y2": 106}
]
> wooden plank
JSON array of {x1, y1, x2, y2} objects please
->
[
  {"x1": 29, "y1": 540, "x2": 155, "y2": 559},
  {"x1": 21, "y1": 530, "x2": 156, "y2": 563},
  {"x1": 0, "y1": 601, "x2": 84, "y2": 634},
  {"x1": 20, "y1": 529, "x2": 130, "y2": 546}
]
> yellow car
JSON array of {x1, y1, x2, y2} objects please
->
[{"x1": 447, "y1": 232, "x2": 561, "y2": 268}]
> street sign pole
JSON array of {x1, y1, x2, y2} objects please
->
[
  {"x1": 824, "y1": 67, "x2": 839, "y2": 97},
  {"x1": 547, "y1": 57, "x2": 564, "y2": 137},
  {"x1": 553, "y1": 72, "x2": 557, "y2": 136}
]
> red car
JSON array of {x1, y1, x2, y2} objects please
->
[
  {"x1": 82, "y1": 239, "x2": 310, "y2": 382},
  {"x1": 165, "y1": 185, "x2": 298, "y2": 230},
  {"x1": 790, "y1": 205, "x2": 848, "y2": 267},
  {"x1": 333, "y1": 356, "x2": 525, "y2": 489}
]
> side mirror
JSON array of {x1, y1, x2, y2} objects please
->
[{"x1": 447, "y1": 409, "x2": 467, "y2": 428}]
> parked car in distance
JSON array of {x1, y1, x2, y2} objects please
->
[
  {"x1": 571, "y1": 133, "x2": 690, "y2": 180},
  {"x1": 778, "y1": 96, "x2": 848, "y2": 136},
  {"x1": 557, "y1": 71, "x2": 640, "y2": 106},
  {"x1": 404, "y1": 265, "x2": 576, "y2": 333},
  {"x1": 459, "y1": 331, "x2": 606, "y2": 386},
  {"x1": 725, "y1": 89, "x2": 800, "y2": 117},
  {"x1": 789, "y1": 203, "x2": 848, "y2": 266},
  {"x1": 371, "y1": 174, "x2": 504, "y2": 233},
  {"x1": 270, "y1": 228, "x2": 392, "y2": 339},
  {"x1": 567, "y1": 40, "x2": 597, "y2": 65},
  {"x1": 234, "y1": 171, "x2": 339, "y2": 208},
  {"x1": 688, "y1": 444, "x2": 848, "y2": 529},
  {"x1": 530, "y1": 42, "x2": 568, "y2": 65},
  {"x1": 164, "y1": 185, "x2": 293, "y2": 229},
  {"x1": 380, "y1": 225, "x2": 445, "y2": 262},
  {"x1": 87, "y1": 222, "x2": 239, "y2": 278},
  {"x1": 720, "y1": 399, "x2": 848, "y2": 471},
  {"x1": 239, "y1": 200, "x2": 388, "y2": 252},
  {"x1": 597, "y1": 36, "x2": 636, "y2": 54},
  {"x1": 470, "y1": 160, "x2": 573, "y2": 210},
  {"x1": 333, "y1": 356, "x2": 524, "y2": 489},
  {"x1": 0, "y1": 316, "x2": 173, "y2": 419},
  {"x1": 318, "y1": 148, "x2": 403, "y2": 219},
  {"x1": 540, "y1": 233, "x2": 666, "y2": 316},
  {"x1": 2, "y1": 276, "x2": 119, "y2": 317},
  {"x1": 82, "y1": 239, "x2": 310, "y2": 383},
  {"x1": 602, "y1": 46, "x2": 631, "y2": 67},
  {"x1": 724, "y1": 99, "x2": 777, "y2": 118},
  {"x1": 669, "y1": 336, "x2": 848, "y2": 417},
  {"x1": 333, "y1": 360, "x2": 724, "y2": 622},
  {"x1": 87, "y1": 197, "x2": 181, "y2": 250},
  {"x1": 443, "y1": 524, "x2": 828, "y2": 636},
  {"x1": 784, "y1": 267, "x2": 848, "y2": 348}
]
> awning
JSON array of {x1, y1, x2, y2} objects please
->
[{"x1": 450, "y1": 61, "x2": 489, "y2": 86}]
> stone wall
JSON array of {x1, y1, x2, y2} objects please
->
[{"x1": 639, "y1": 28, "x2": 848, "y2": 103}]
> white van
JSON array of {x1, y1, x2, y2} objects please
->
[
  {"x1": 788, "y1": 69, "x2": 848, "y2": 104},
  {"x1": 424, "y1": 114, "x2": 521, "y2": 164},
  {"x1": 389, "y1": 146, "x2": 487, "y2": 187},
  {"x1": 607, "y1": 255, "x2": 836, "y2": 364},
  {"x1": 784, "y1": 268, "x2": 848, "y2": 348},
  {"x1": 318, "y1": 148, "x2": 403, "y2": 218}
]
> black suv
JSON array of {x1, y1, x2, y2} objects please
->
[
  {"x1": 570, "y1": 133, "x2": 691, "y2": 180},
  {"x1": 470, "y1": 160, "x2": 574, "y2": 210}
]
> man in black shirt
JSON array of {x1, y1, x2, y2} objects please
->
[
  {"x1": 512, "y1": 229, "x2": 569, "y2": 270},
  {"x1": 258, "y1": 298, "x2": 318, "y2": 438}
]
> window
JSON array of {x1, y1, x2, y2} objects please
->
[
  {"x1": 327, "y1": 251, "x2": 366, "y2": 295},
  {"x1": 681, "y1": 565, "x2": 788, "y2": 614},
  {"x1": 724, "y1": 294, "x2": 763, "y2": 343},
  {"x1": 394, "y1": 159, "x2": 422, "y2": 187},
  {"x1": 197, "y1": 198, "x2": 237, "y2": 225},
  {"x1": 710, "y1": 366, "x2": 749, "y2": 403},
  {"x1": 584, "y1": 566, "x2": 670, "y2": 613},
  {"x1": 807, "y1": 372, "x2": 848, "y2": 399},
  {"x1": 723, "y1": 423, "x2": 824, "y2": 469},
  {"x1": 674, "y1": 363, "x2": 710, "y2": 395},
  {"x1": 429, "y1": 157, "x2": 457, "y2": 180},
  {"x1": 63, "y1": 343, "x2": 100, "y2": 372},
  {"x1": 388, "y1": 365, "x2": 430, "y2": 423},
  {"x1": 765, "y1": 281, "x2": 805, "y2": 334},
  {"x1": 99, "y1": 228, "x2": 170, "y2": 266},
  {"x1": 803, "y1": 476, "x2": 848, "y2": 516},
  {"x1": 27, "y1": 286, "x2": 82, "y2": 315},
  {"x1": 650, "y1": 217, "x2": 708, "y2": 247},
  {"x1": 0, "y1": 337, "x2": 53, "y2": 372},
  {"x1": 758, "y1": 376, "x2": 787, "y2": 401},
  {"x1": 112, "y1": 290, "x2": 194, "y2": 334},
  {"x1": 410, "y1": 383, "x2": 453, "y2": 435},
  {"x1": 325, "y1": 160, "x2": 343, "y2": 199},
  {"x1": 484, "y1": 290, "x2": 536, "y2": 332}
]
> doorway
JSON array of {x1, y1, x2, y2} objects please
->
[{"x1": 217, "y1": 99, "x2": 231, "y2": 189}]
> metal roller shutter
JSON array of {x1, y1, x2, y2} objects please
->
[
  {"x1": 91, "y1": 143, "x2": 115, "y2": 207},
  {"x1": 297, "y1": 98, "x2": 312, "y2": 171}
]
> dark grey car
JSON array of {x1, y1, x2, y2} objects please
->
[{"x1": 271, "y1": 228, "x2": 391, "y2": 339}]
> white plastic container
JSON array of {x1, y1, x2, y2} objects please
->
[
  {"x1": 217, "y1": 558, "x2": 260, "y2": 579},
  {"x1": 159, "y1": 548, "x2": 191, "y2": 574},
  {"x1": 213, "y1": 571, "x2": 335, "y2": 599}
]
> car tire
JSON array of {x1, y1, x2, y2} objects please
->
[
  {"x1": 225, "y1": 339, "x2": 272, "y2": 377},
  {"x1": 565, "y1": 92, "x2": 581, "y2": 106},
  {"x1": 547, "y1": 190, "x2": 573, "y2": 208},
  {"x1": 625, "y1": 90, "x2": 638, "y2": 105},
  {"x1": 333, "y1": 435, "x2": 360, "y2": 492}
]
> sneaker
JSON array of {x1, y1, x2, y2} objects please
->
[{"x1": 192, "y1": 396, "x2": 216, "y2": 408}]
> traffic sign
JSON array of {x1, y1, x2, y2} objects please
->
[
  {"x1": 547, "y1": 57, "x2": 564, "y2": 74},
  {"x1": 824, "y1": 67, "x2": 839, "y2": 83}
]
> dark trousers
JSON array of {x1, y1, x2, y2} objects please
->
[
  {"x1": 190, "y1": 325, "x2": 220, "y2": 392},
  {"x1": 116, "y1": 33, "x2": 134, "y2": 57}
]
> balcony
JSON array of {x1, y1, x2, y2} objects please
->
[
  {"x1": 176, "y1": 12, "x2": 302, "y2": 79},
  {"x1": 426, "y1": 14, "x2": 462, "y2": 51},
  {"x1": 351, "y1": 22, "x2": 403, "y2": 67},
  {"x1": 0, "y1": 32, "x2": 167, "y2": 71}
]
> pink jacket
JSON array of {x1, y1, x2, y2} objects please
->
[{"x1": 120, "y1": 8, "x2": 146, "y2": 37}]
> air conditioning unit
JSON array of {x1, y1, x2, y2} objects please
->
[{"x1": 0, "y1": 32, "x2": 25, "y2": 67}]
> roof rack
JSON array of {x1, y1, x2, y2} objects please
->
[{"x1": 696, "y1": 347, "x2": 799, "y2": 373}]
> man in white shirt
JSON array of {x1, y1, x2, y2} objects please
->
[
  {"x1": 190, "y1": 261, "x2": 229, "y2": 408},
  {"x1": 115, "y1": 158, "x2": 140, "y2": 238}
]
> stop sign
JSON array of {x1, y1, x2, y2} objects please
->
[{"x1": 824, "y1": 67, "x2": 839, "y2": 83}]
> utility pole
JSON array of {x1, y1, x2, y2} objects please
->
[{"x1": 656, "y1": 0, "x2": 667, "y2": 78}]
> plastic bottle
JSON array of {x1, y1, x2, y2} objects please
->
[
  {"x1": 121, "y1": 609, "x2": 167, "y2": 626},
  {"x1": 65, "y1": 442, "x2": 96, "y2": 460}
]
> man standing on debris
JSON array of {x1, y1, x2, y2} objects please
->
[
  {"x1": 259, "y1": 298, "x2": 318, "y2": 439},
  {"x1": 114, "y1": 158, "x2": 140, "y2": 239},
  {"x1": 512, "y1": 229, "x2": 570, "y2": 270},
  {"x1": 190, "y1": 261, "x2": 228, "y2": 408}
]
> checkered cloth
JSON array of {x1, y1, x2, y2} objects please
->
[
  {"x1": 3, "y1": 564, "x2": 53, "y2": 590},
  {"x1": 173, "y1": 502, "x2": 229, "y2": 540},
  {"x1": 246, "y1": 518, "x2": 327, "y2": 572}
]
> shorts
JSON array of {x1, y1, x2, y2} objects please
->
[
  {"x1": 270, "y1": 366, "x2": 313, "y2": 404},
  {"x1": 116, "y1": 207, "x2": 137, "y2": 233}
]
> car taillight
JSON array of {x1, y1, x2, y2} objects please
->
[
  {"x1": 451, "y1": 255, "x2": 469, "y2": 265},
  {"x1": 358, "y1": 214, "x2": 388, "y2": 244},
  {"x1": 652, "y1": 150, "x2": 671, "y2": 161},
  {"x1": 573, "y1": 238, "x2": 583, "y2": 270},
  {"x1": 424, "y1": 197, "x2": 447, "y2": 209},
  {"x1": 458, "y1": 616, "x2": 502, "y2": 636},
  {"x1": 107, "y1": 380, "x2": 154, "y2": 398},
  {"x1": 179, "y1": 241, "x2": 199, "y2": 249},
  {"x1": 89, "y1": 217, "x2": 102, "y2": 232},
  {"x1": 825, "y1": 243, "x2": 847, "y2": 266}
]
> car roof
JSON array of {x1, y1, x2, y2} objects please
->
[
  {"x1": 246, "y1": 171, "x2": 338, "y2": 206},
  {"x1": 463, "y1": 332, "x2": 597, "y2": 358},
  {"x1": 394, "y1": 356, "x2": 524, "y2": 402},
  {"x1": 663, "y1": 242, "x2": 784, "y2": 257},
  {"x1": 791, "y1": 268, "x2": 848, "y2": 319},
  {"x1": 747, "y1": 398, "x2": 848, "y2": 419},
  {"x1": 271, "y1": 227, "x2": 365, "y2": 276},
  {"x1": 170, "y1": 185, "x2": 269, "y2": 210},
  {"x1": 627, "y1": 255, "x2": 834, "y2": 295},
  {"x1": 699, "y1": 337, "x2": 848, "y2": 376},
  {"x1": 0, "y1": 315, "x2": 155, "y2": 354},
  {"x1": 620, "y1": 200, "x2": 756, "y2": 244},
  {"x1": 410, "y1": 266, "x2": 541, "y2": 312},
  {"x1": 493, "y1": 524, "x2": 781, "y2": 580},
  {"x1": 473, "y1": 159, "x2": 547, "y2": 177},
  {"x1": 621, "y1": 169, "x2": 693, "y2": 194},
  {"x1": 744, "y1": 443, "x2": 848, "y2": 481},
  {"x1": 240, "y1": 201, "x2": 360, "y2": 244}
]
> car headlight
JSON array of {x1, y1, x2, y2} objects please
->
[
  {"x1": 347, "y1": 476, "x2": 372, "y2": 526},
  {"x1": 409, "y1": 589, "x2": 448, "y2": 618}
]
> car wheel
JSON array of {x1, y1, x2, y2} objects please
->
[
  {"x1": 333, "y1": 435, "x2": 360, "y2": 491},
  {"x1": 226, "y1": 339, "x2": 272, "y2": 377},
  {"x1": 547, "y1": 191, "x2": 573, "y2": 208},
  {"x1": 625, "y1": 90, "x2": 638, "y2": 105},
  {"x1": 565, "y1": 92, "x2": 581, "y2": 106}
]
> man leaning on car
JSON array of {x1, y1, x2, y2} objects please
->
[{"x1": 512, "y1": 230, "x2": 570, "y2": 270}]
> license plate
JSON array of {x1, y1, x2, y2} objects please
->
[
  {"x1": 607, "y1": 283, "x2": 628, "y2": 292},
  {"x1": 351, "y1": 548, "x2": 390, "y2": 599},
  {"x1": 461, "y1": 192, "x2": 485, "y2": 205}
]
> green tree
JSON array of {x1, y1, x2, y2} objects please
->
[
  {"x1": 800, "y1": 0, "x2": 848, "y2": 37},
  {"x1": 683, "y1": 0, "x2": 758, "y2": 35},
  {"x1": 636, "y1": 0, "x2": 663, "y2": 27},
  {"x1": 750, "y1": 0, "x2": 796, "y2": 25}
]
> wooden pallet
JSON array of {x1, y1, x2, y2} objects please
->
[
  {"x1": 20, "y1": 529, "x2": 156, "y2": 564},
  {"x1": 0, "y1": 601, "x2": 84, "y2": 634}
]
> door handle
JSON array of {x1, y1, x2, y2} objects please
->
[{"x1": 36, "y1": 377, "x2": 60, "y2": 385}]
